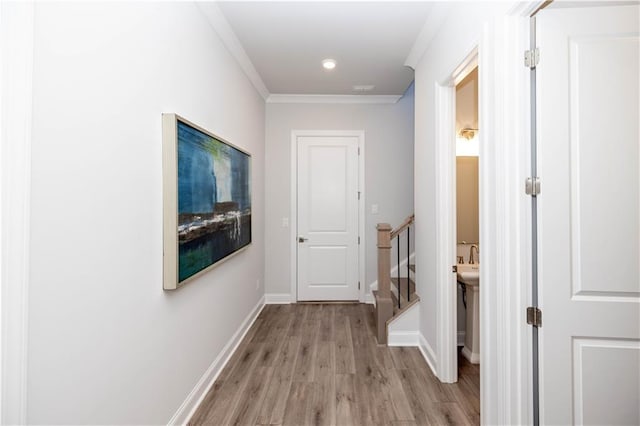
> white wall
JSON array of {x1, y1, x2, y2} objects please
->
[
  {"x1": 27, "y1": 2, "x2": 265, "y2": 424},
  {"x1": 413, "y1": 1, "x2": 511, "y2": 359},
  {"x1": 265, "y1": 86, "x2": 414, "y2": 298}
]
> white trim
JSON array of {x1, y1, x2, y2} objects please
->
[
  {"x1": 195, "y1": 3, "x2": 269, "y2": 100},
  {"x1": 169, "y1": 296, "x2": 266, "y2": 425},
  {"x1": 358, "y1": 139, "x2": 366, "y2": 305},
  {"x1": 388, "y1": 303, "x2": 419, "y2": 324},
  {"x1": 511, "y1": 0, "x2": 548, "y2": 17},
  {"x1": 388, "y1": 331, "x2": 419, "y2": 347},
  {"x1": 290, "y1": 130, "x2": 366, "y2": 303},
  {"x1": 387, "y1": 300, "x2": 420, "y2": 347},
  {"x1": 434, "y1": 49, "x2": 466, "y2": 383},
  {"x1": 414, "y1": 2, "x2": 538, "y2": 425},
  {"x1": 364, "y1": 292, "x2": 375, "y2": 305},
  {"x1": 418, "y1": 333, "x2": 438, "y2": 377},
  {"x1": 268, "y1": 94, "x2": 401, "y2": 105},
  {"x1": 264, "y1": 293, "x2": 292, "y2": 304},
  {"x1": 458, "y1": 331, "x2": 466, "y2": 346},
  {"x1": 452, "y1": 50, "x2": 480, "y2": 87},
  {"x1": 0, "y1": 2, "x2": 34, "y2": 423},
  {"x1": 404, "y1": 3, "x2": 454, "y2": 69},
  {"x1": 462, "y1": 346, "x2": 480, "y2": 364},
  {"x1": 479, "y1": 5, "x2": 537, "y2": 425},
  {"x1": 290, "y1": 134, "x2": 297, "y2": 302}
]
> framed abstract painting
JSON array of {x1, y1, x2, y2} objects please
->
[{"x1": 162, "y1": 114, "x2": 251, "y2": 290}]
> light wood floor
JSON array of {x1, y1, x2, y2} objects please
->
[{"x1": 190, "y1": 303, "x2": 480, "y2": 426}]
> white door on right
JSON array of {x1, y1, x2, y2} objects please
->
[{"x1": 537, "y1": 4, "x2": 640, "y2": 425}]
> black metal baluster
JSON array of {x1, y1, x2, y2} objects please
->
[
  {"x1": 407, "y1": 226, "x2": 410, "y2": 302},
  {"x1": 397, "y1": 235, "x2": 400, "y2": 309}
]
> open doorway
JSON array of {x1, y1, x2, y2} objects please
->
[
  {"x1": 454, "y1": 66, "x2": 480, "y2": 386},
  {"x1": 433, "y1": 48, "x2": 481, "y2": 420}
]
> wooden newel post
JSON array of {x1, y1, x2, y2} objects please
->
[
  {"x1": 376, "y1": 223, "x2": 392, "y2": 298},
  {"x1": 375, "y1": 223, "x2": 393, "y2": 344}
]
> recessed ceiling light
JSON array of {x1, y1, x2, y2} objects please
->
[{"x1": 322, "y1": 59, "x2": 336, "y2": 70}]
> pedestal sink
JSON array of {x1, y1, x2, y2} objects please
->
[
  {"x1": 457, "y1": 264, "x2": 480, "y2": 364},
  {"x1": 457, "y1": 264, "x2": 479, "y2": 286}
]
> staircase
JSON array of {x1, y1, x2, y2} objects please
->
[{"x1": 373, "y1": 214, "x2": 419, "y2": 344}]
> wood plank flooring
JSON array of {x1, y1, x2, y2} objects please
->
[{"x1": 190, "y1": 304, "x2": 480, "y2": 426}]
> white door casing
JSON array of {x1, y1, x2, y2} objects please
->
[
  {"x1": 537, "y1": 5, "x2": 640, "y2": 425},
  {"x1": 424, "y1": 4, "x2": 538, "y2": 423},
  {"x1": 435, "y1": 48, "x2": 478, "y2": 384},
  {"x1": 1, "y1": 2, "x2": 34, "y2": 423},
  {"x1": 294, "y1": 133, "x2": 362, "y2": 301}
]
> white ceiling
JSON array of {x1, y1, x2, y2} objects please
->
[{"x1": 216, "y1": 1, "x2": 433, "y2": 96}]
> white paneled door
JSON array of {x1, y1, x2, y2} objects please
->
[
  {"x1": 297, "y1": 135, "x2": 360, "y2": 301},
  {"x1": 537, "y1": 5, "x2": 640, "y2": 425}
]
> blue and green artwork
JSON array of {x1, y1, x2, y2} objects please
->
[{"x1": 177, "y1": 120, "x2": 251, "y2": 283}]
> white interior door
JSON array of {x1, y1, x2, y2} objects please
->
[
  {"x1": 297, "y1": 135, "x2": 360, "y2": 301},
  {"x1": 537, "y1": 5, "x2": 640, "y2": 425}
]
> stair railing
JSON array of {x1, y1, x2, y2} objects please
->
[
  {"x1": 374, "y1": 214, "x2": 414, "y2": 344},
  {"x1": 390, "y1": 214, "x2": 414, "y2": 309}
]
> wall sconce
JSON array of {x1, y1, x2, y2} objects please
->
[
  {"x1": 456, "y1": 129, "x2": 479, "y2": 157},
  {"x1": 458, "y1": 127, "x2": 478, "y2": 140}
]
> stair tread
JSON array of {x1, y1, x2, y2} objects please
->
[{"x1": 390, "y1": 277, "x2": 415, "y2": 295}]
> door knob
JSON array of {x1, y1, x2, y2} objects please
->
[{"x1": 298, "y1": 236, "x2": 308, "y2": 243}]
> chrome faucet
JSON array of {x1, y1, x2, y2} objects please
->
[{"x1": 469, "y1": 244, "x2": 479, "y2": 264}]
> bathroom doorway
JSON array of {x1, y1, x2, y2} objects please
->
[
  {"x1": 454, "y1": 66, "x2": 481, "y2": 387},
  {"x1": 433, "y1": 46, "x2": 479, "y2": 389}
]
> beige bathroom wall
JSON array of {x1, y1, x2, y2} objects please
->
[
  {"x1": 456, "y1": 157, "x2": 479, "y2": 243},
  {"x1": 455, "y1": 67, "x2": 478, "y2": 134}
]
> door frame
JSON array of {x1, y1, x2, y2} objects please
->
[
  {"x1": 434, "y1": 48, "x2": 478, "y2": 385},
  {"x1": 1, "y1": 2, "x2": 34, "y2": 424},
  {"x1": 432, "y1": 1, "x2": 546, "y2": 424},
  {"x1": 289, "y1": 130, "x2": 365, "y2": 302}
]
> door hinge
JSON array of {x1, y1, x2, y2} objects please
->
[
  {"x1": 452, "y1": 265, "x2": 458, "y2": 273},
  {"x1": 358, "y1": 281, "x2": 361, "y2": 290},
  {"x1": 527, "y1": 307, "x2": 542, "y2": 327},
  {"x1": 524, "y1": 48, "x2": 540, "y2": 69},
  {"x1": 358, "y1": 147, "x2": 360, "y2": 155},
  {"x1": 358, "y1": 191, "x2": 360, "y2": 200},
  {"x1": 525, "y1": 177, "x2": 541, "y2": 196},
  {"x1": 358, "y1": 236, "x2": 360, "y2": 245}
]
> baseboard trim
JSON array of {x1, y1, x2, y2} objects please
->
[
  {"x1": 168, "y1": 296, "x2": 265, "y2": 425},
  {"x1": 461, "y1": 346, "x2": 480, "y2": 364},
  {"x1": 458, "y1": 331, "x2": 465, "y2": 346},
  {"x1": 265, "y1": 293, "x2": 293, "y2": 304},
  {"x1": 418, "y1": 333, "x2": 438, "y2": 376},
  {"x1": 388, "y1": 331, "x2": 419, "y2": 347}
]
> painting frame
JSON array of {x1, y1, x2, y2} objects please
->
[{"x1": 162, "y1": 113, "x2": 252, "y2": 290}]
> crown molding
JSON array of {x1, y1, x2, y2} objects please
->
[
  {"x1": 196, "y1": 2, "x2": 270, "y2": 100},
  {"x1": 405, "y1": 3, "x2": 453, "y2": 69},
  {"x1": 267, "y1": 94, "x2": 402, "y2": 104}
]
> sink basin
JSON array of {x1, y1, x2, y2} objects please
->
[{"x1": 457, "y1": 264, "x2": 479, "y2": 286}]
